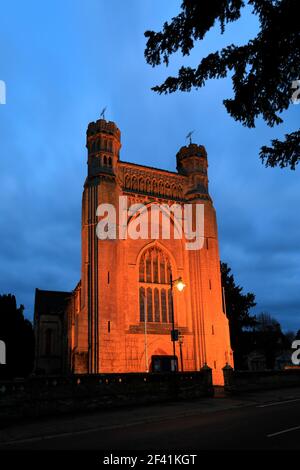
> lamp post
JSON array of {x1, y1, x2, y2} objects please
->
[
  {"x1": 178, "y1": 332, "x2": 184, "y2": 372},
  {"x1": 169, "y1": 273, "x2": 186, "y2": 372},
  {"x1": 143, "y1": 290, "x2": 148, "y2": 372}
]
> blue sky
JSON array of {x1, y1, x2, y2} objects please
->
[{"x1": 0, "y1": 0, "x2": 299, "y2": 331}]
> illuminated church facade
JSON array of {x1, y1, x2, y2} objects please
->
[{"x1": 34, "y1": 118, "x2": 233, "y2": 385}]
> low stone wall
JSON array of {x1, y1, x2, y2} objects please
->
[
  {"x1": 223, "y1": 366, "x2": 300, "y2": 394},
  {"x1": 0, "y1": 369, "x2": 213, "y2": 427}
]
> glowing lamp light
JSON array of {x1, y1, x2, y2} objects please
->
[{"x1": 174, "y1": 277, "x2": 186, "y2": 292}]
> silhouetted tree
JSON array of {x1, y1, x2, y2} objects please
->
[
  {"x1": 281, "y1": 329, "x2": 295, "y2": 349},
  {"x1": 252, "y1": 312, "x2": 285, "y2": 368},
  {"x1": 0, "y1": 294, "x2": 34, "y2": 379},
  {"x1": 221, "y1": 262, "x2": 256, "y2": 368},
  {"x1": 145, "y1": 0, "x2": 300, "y2": 169}
]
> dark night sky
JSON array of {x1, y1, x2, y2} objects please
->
[{"x1": 0, "y1": 1, "x2": 299, "y2": 331}]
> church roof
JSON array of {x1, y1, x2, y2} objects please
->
[{"x1": 34, "y1": 288, "x2": 71, "y2": 318}]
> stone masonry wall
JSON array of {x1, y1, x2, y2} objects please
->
[{"x1": 0, "y1": 369, "x2": 213, "y2": 427}]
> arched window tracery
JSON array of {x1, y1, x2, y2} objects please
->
[{"x1": 139, "y1": 247, "x2": 172, "y2": 323}]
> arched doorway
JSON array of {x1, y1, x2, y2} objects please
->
[{"x1": 150, "y1": 355, "x2": 178, "y2": 372}]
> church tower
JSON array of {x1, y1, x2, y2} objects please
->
[
  {"x1": 72, "y1": 119, "x2": 122, "y2": 374},
  {"x1": 176, "y1": 143, "x2": 232, "y2": 382},
  {"x1": 70, "y1": 118, "x2": 233, "y2": 384}
]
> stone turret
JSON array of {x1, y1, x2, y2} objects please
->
[
  {"x1": 176, "y1": 143, "x2": 210, "y2": 201},
  {"x1": 86, "y1": 119, "x2": 121, "y2": 178}
]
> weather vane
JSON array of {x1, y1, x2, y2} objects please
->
[
  {"x1": 100, "y1": 106, "x2": 107, "y2": 120},
  {"x1": 186, "y1": 130, "x2": 195, "y2": 145}
]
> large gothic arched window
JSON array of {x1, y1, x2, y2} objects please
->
[{"x1": 139, "y1": 247, "x2": 173, "y2": 323}]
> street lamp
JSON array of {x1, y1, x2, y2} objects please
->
[
  {"x1": 178, "y1": 332, "x2": 184, "y2": 372},
  {"x1": 142, "y1": 290, "x2": 149, "y2": 373},
  {"x1": 173, "y1": 277, "x2": 186, "y2": 292},
  {"x1": 169, "y1": 274, "x2": 186, "y2": 372}
]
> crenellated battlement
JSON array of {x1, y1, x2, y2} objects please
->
[
  {"x1": 87, "y1": 119, "x2": 121, "y2": 140},
  {"x1": 86, "y1": 119, "x2": 121, "y2": 177},
  {"x1": 176, "y1": 143, "x2": 208, "y2": 175}
]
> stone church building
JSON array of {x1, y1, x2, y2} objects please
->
[{"x1": 34, "y1": 118, "x2": 233, "y2": 384}]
